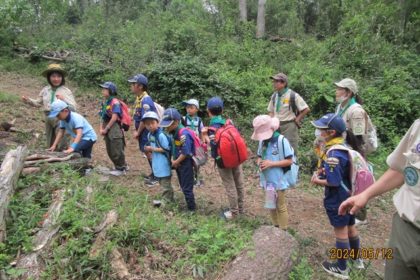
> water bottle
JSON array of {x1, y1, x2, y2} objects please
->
[{"x1": 264, "y1": 183, "x2": 277, "y2": 209}]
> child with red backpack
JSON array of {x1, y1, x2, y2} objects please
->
[
  {"x1": 310, "y1": 113, "x2": 365, "y2": 279},
  {"x1": 99, "y1": 82, "x2": 128, "y2": 176},
  {"x1": 160, "y1": 108, "x2": 197, "y2": 211},
  {"x1": 202, "y1": 97, "x2": 247, "y2": 219}
]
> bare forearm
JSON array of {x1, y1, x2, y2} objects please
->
[
  {"x1": 296, "y1": 108, "x2": 310, "y2": 122},
  {"x1": 272, "y1": 158, "x2": 293, "y2": 168},
  {"x1": 174, "y1": 154, "x2": 187, "y2": 165},
  {"x1": 52, "y1": 129, "x2": 65, "y2": 146},
  {"x1": 363, "y1": 168, "x2": 404, "y2": 201}
]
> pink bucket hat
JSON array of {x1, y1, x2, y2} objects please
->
[{"x1": 251, "y1": 115, "x2": 280, "y2": 141}]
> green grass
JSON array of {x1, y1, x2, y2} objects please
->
[{"x1": 0, "y1": 91, "x2": 19, "y2": 104}]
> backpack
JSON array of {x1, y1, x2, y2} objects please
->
[
  {"x1": 153, "y1": 130, "x2": 172, "y2": 161},
  {"x1": 271, "y1": 90, "x2": 299, "y2": 116},
  {"x1": 209, "y1": 120, "x2": 248, "y2": 169},
  {"x1": 110, "y1": 98, "x2": 132, "y2": 131},
  {"x1": 278, "y1": 135, "x2": 299, "y2": 187},
  {"x1": 154, "y1": 102, "x2": 165, "y2": 120},
  {"x1": 179, "y1": 127, "x2": 208, "y2": 167},
  {"x1": 327, "y1": 144, "x2": 375, "y2": 196}
]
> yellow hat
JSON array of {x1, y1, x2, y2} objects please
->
[{"x1": 42, "y1": 64, "x2": 67, "y2": 77}]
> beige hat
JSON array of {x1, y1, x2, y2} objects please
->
[
  {"x1": 334, "y1": 78, "x2": 358, "y2": 94},
  {"x1": 42, "y1": 64, "x2": 67, "y2": 77},
  {"x1": 251, "y1": 115, "x2": 280, "y2": 141},
  {"x1": 270, "y1": 72, "x2": 288, "y2": 84}
]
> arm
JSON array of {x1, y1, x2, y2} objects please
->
[
  {"x1": 103, "y1": 113, "x2": 119, "y2": 134},
  {"x1": 260, "y1": 157, "x2": 293, "y2": 170},
  {"x1": 48, "y1": 129, "x2": 65, "y2": 151},
  {"x1": 22, "y1": 93, "x2": 43, "y2": 108},
  {"x1": 65, "y1": 128, "x2": 83, "y2": 153},
  {"x1": 172, "y1": 154, "x2": 187, "y2": 168},
  {"x1": 295, "y1": 107, "x2": 310, "y2": 126},
  {"x1": 338, "y1": 168, "x2": 404, "y2": 215}
]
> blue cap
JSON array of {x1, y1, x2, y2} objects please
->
[
  {"x1": 159, "y1": 108, "x2": 181, "y2": 127},
  {"x1": 99, "y1": 81, "x2": 117, "y2": 95},
  {"x1": 311, "y1": 113, "x2": 346, "y2": 134},
  {"x1": 141, "y1": 111, "x2": 160, "y2": 121},
  {"x1": 48, "y1": 100, "x2": 69, "y2": 118},
  {"x1": 207, "y1": 97, "x2": 224, "y2": 109},
  {"x1": 127, "y1": 74, "x2": 148, "y2": 87}
]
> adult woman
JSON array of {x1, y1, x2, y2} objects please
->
[{"x1": 22, "y1": 64, "x2": 77, "y2": 150}]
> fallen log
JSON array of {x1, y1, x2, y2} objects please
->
[
  {"x1": 15, "y1": 189, "x2": 65, "y2": 279},
  {"x1": 24, "y1": 151, "x2": 91, "y2": 170},
  {"x1": 89, "y1": 210, "x2": 118, "y2": 259},
  {"x1": 0, "y1": 146, "x2": 28, "y2": 242}
]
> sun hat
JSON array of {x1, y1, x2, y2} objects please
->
[{"x1": 251, "y1": 115, "x2": 280, "y2": 141}]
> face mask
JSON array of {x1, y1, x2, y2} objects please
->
[
  {"x1": 336, "y1": 95, "x2": 347, "y2": 105},
  {"x1": 314, "y1": 129, "x2": 322, "y2": 138}
]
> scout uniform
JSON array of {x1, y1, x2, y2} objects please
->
[
  {"x1": 385, "y1": 119, "x2": 420, "y2": 279},
  {"x1": 100, "y1": 97, "x2": 127, "y2": 170},
  {"x1": 183, "y1": 115, "x2": 203, "y2": 137},
  {"x1": 133, "y1": 92, "x2": 156, "y2": 152},
  {"x1": 267, "y1": 88, "x2": 309, "y2": 153},
  {"x1": 207, "y1": 97, "x2": 244, "y2": 216}
]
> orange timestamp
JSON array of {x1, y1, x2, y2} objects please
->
[{"x1": 329, "y1": 248, "x2": 393, "y2": 260}]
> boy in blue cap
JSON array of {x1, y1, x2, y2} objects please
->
[
  {"x1": 128, "y1": 74, "x2": 158, "y2": 186},
  {"x1": 160, "y1": 108, "x2": 196, "y2": 211},
  {"x1": 48, "y1": 100, "x2": 97, "y2": 158},
  {"x1": 142, "y1": 111, "x2": 174, "y2": 202},
  {"x1": 99, "y1": 82, "x2": 128, "y2": 176},
  {"x1": 202, "y1": 97, "x2": 244, "y2": 219}
]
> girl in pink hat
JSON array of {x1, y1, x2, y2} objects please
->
[{"x1": 252, "y1": 114, "x2": 296, "y2": 230}]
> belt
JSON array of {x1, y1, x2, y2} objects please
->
[{"x1": 280, "y1": 120, "x2": 295, "y2": 125}]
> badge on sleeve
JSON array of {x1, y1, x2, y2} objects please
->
[
  {"x1": 180, "y1": 134, "x2": 186, "y2": 145},
  {"x1": 326, "y1": 157, "x2": 340, "y2": 172},
  {"x1": 143, "y1": 103, "x2": 150, "y2": 112},
  {"x1": 404, "y1": 166, "x2": 418, "y2": 187}
]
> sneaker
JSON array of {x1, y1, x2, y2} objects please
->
[
  {"x1": 143, "y1": 173, "x2": 153, "y2": 180},
  {"x1": 145, "y1": 177, "x2": 159, "y2": 187},
  {"x1": 350, "y1": 258, "x2": 365, "y2": 269},
  {"x1": 109, "y1": 169, "x2": 126, "y2": 176},
  {"x1": 321, "y1": 261, "x2": 349, "y2": 279},
  {"x1": 355, "y1": 218, "x2": 368, "y2": 226},
  {"x1": 194, "y1": 179, "x2": 204, "y2": 188},
  {"x1": 124, "y1": 165, "x2": 130, "y2": 171}
]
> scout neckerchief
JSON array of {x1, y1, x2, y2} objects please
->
[
  {"x1": 209, "y1": 115, "x2": 226, "y2": 126},
  {"x1": 134, "y1": 91, "x2": 148, "y2": 112},
  {"x1": 50, "y1": 86, "x2": 59, "y2": 104},
  {"x1": 261, "y1": 131, "x2": 280, "y2": 159},
  {"x1": 275, "y1": 87, "x2": 289, "y2": 113},
  {"x1": 337, "y1": 97, "x2": 356, "y2": 116},
  {"x1": 315, "y1": 137, "x2": 345, "y2": 168},
  {"x1": 172, "y1": 123, "x2": 185, "y2": 160},
  {"x1": 100, "y1": 97, "x2": 114, "y2": 119},
  {"x1": 186, "y1": 114, "x2": 198, "y2": 131}
]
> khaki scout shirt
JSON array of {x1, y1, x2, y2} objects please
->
[
  {"x1": 339, "y1": 103, "x2": 367, "y2": 136},
  {"x1": 387, "y1": 119, "x2": 420, "y2": 229},
  {"x1": 28, "y1": 85, "x2": 77, "y2": 112},
  {"x1": 267, "y1": 89, "x2": 309, "y2": 122}
]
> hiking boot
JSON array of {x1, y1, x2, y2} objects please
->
[
  {"x1": 145, "y1": 177, "x2": 159, "y2": 187},
  {"x1": 109, "y1": 169, "x2": 126, "y2": 176},
  {"x1": 349, "y1": 258, "x2": 365, "y2": 269},
  {"x1": 321, "y1": 261, "x2": 349, "y2": 279}
]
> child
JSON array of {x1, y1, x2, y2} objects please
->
[
  {"x1": 128, "y1": 74, "x2": 158, "y2": 186},
  {"x1": 160, "y1": 108, "x2": 196, "y2": 211},
  {"x1": 142, "y1": 111, "x2": 174, "y2": 202},
  {"x1": 251, "y1": 115, "x2": 293, "y2": 230},
  {"x1": 182, "y1": 98, "x2": 205, "y2": 187},
  {"x1": 47, "y1": 100, "x2": 96, "y2": 158},
  {"x1": 99, "y1": 82, "x2": 128, "y2": 176},
  {"x1": 310, "y1": 113, "x2": 363, "y2": 279},
  {"x1": 202, "y1": 97, "x2": 244, "y2": 219}
]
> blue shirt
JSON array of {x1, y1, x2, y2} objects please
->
[
  {"x1": 134, "y1": 94, "x2": 156, "y2": 127},
  {"x1": 60, "y1": 112, "x2": 97, "y2": 141},
  {"x1": 148, "y1": 128, "x2": 172, "y2": 178},
  {"x1": 257, "y1": 135, "x2": 294, "y2": 190},
  {"x1": 322, "y1": 149, "x2": 352, "y2": 207},
  {"x1": 172, "y1": 126, "x2": 194, "y2": 159}
]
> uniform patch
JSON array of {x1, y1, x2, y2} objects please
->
[
  {"x1": 180, "y1": 134, "x2": 186, "y2": 144},
  {"x1": 326, "y1": 157, "x2": 340, "y2": 172},
  {"x1": 283, "y1": 98, "x2": 289, "y2": 104},
  {"x1": 404, "y1": 166, "x2": 418, "y2": 187},
  {"x1": 143, "y1": 104, "x2": 150, "y2": 111}
]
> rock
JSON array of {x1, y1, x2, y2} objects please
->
[{"x1": 222, "y1": 226, "x2": 299, "y2": 280}]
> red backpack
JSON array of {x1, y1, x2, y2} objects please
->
[
  {"x1": 179, "y1": 127, "x2": 208, "y2": 167},
  {"x1": 110, "y1": 98, "x2": 132, "y2": 131},
  {"x1": 209, "y1": 120, "x2": 248, "y2": 168}
]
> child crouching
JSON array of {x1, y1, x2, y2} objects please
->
[{"x1": 252, "y1": 115, "x2": 293, "y2": 230}]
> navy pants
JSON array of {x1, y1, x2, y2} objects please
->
[
  {"x1": 176, "y1": 157, "x2": 196, "y2": 211},
  {"x1": 75, "y1": 139, "x2": 96, "y2": 158}
]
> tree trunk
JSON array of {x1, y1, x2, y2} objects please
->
[
  {"x1": 0, "y1": 146, "x2": 28, "y2": 242},
  {"x1": 256, "y1": 0, "x2": 266, "y2": 38},
  {"x1": 239, "y1": 0, "x2": 247, "y2": 22}
]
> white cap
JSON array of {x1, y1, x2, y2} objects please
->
[{"x1": 181, "y1": 98, "x2": 199, "y2": 109}]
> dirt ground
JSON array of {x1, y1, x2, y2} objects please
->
[{"x1": 0, "y1": 71, "x2": 395, "y2": 279}]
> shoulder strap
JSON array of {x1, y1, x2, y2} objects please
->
[{"x1": 290, "y1": 91, "x2": 298, "y2": 116}]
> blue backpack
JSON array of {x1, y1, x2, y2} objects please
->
[{"x1": 276, "y1": 135, "x2": 299, "y2": 187}]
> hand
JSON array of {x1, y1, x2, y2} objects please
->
[
  {"x1": 338, "y1": 193, "x2": 369, "y2": 216},
  {"x1": 133, "y1": 131, "x2": 139, "y2": 139},
  {"x1": 21, "y1": 96, "x2": 29, "y2": 102},
  {"x1": 171, "y1": 159, "x2": 180, "y2": 169},
  {"x1": 256, "y1": 158, "x2": 262, "y2": 170},
  {"x1": 100, "y1": 128, "x2": 107, "y2": 136},
  {"x1": 201, "y1": 127, "x2": 208, "y2": 134},
  {"x1": 64, "y1": 147, "x2": 74, "y2": 154},
  {"x1": 259, "y1": 160, "x2": 273, "y2": 171},
  {"x1": 55, "y1": 93, "x2": 64, "y2": 100},
  {"x1": 144, "y1": 146, "x2": 153, "y2": 152},
  {"x1": 47, "y1": 145, "x2": 57, "y2": 152},
  {"x1": 294, "y1": 119, "x2": 302, "y2": 128}
]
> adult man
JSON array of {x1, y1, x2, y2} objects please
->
[{"x1": 267, "y1": 72, "x2": 310, "y2": 154}]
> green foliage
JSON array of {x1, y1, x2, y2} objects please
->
[
  {"x1": 0, "y1": 91, "x2": 19, "y2": 104},
  {"x1": 289, "y1": 257, "x2": 313, "y2": 280}
]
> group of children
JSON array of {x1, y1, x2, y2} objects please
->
[{"x1": 43, "y1": 69, "x2": 368, "y2": 279}]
